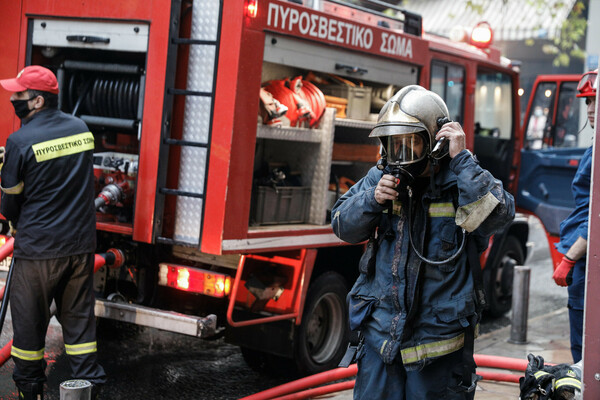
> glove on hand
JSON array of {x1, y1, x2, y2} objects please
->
[
  {"x1": 553, "y1": 256, "x2": 575, "y2": 287},
  {"x1": 552, "y1": 361, "x2": 582, "y2": 400},
  {"x1": 519, "y1": 354, "x2": 555, "y2": 400}
]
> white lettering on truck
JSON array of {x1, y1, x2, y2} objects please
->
[
  {"x1": 267, "y1": 3, "x2": 385, "y2": 52},
  {"x1": 380, "y1": 32, "x2": 413, "y2": 58}
]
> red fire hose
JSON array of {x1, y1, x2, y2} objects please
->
[
  {"x1": 239, "y1": 364, "x2": 357, "y2": 400},
  {"x1": 0, "y1": 237, "x2": 15, "y2": 368},
  {"x1": 242, "y1": 353, "x2": 540, "y2": 400},
  {"x1": 478, "y1": 370, "x2": 521, "y2": 383},
  {"x1": 474, "y1": 354, "x2": 530, "y2": 371},
  {"x1": 0, "y1": 237, "x2": 14, "y2": 261},
  {"x1": 271, "y1": 380, "x2": 355, "y2": 400}
]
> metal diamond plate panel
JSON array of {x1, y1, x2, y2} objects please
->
[
  {"x1": 182, "y1": 96, "x2": 211, "y2": 143},
  {"x1": 307, "y1": 109, "x2": 334, "y2": 224},
  {"x1": 178, "y1": 147, "x2": 207, "y2": 192},
  {"x1": 174, "y1": 197, "x2": 203, "y2": 244},
  {"x1": 186, "y1": 45, "x2": 216, "y2": 93},
  {"x1": 259, "y1": 109, "x2": 335, "y2": 225},
  {"x1": 171, "y1": 0, "x2": 221, "y2": 245},
  {"x1": 191, "y1": 0, "x2": 220, "y2": 41}
]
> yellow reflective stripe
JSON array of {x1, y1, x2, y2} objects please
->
[
  {"x1": 11, "y1": 346, "x2": 44, "y2": 361},
  {"x1": 65, "y1": 341, "x2": 97, "y2": 355},
  {"x1": 1, "y1": 181, "x2": 24, "y2": 195},
  {"x1": 31, "y1": 132, "x2": 94, "y2": 162},
  {"x1": 555, "y1": 377, "x2": 581, "y2": 390},
  {"x1": 429, "y1": 202, "x2": 455, "y2": 217},
  {"x1": 379, "y1": 340, "x2": 388, "y2": 355},
  {"x1": 534, "y1": 370, "x2": 551, "y2": 379},
  {"x1": 400, "y1": 333, "x2": 464, "y2": 364}
]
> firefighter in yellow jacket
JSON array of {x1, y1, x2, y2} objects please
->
[{"x1": 0, "y1": 66, "x2": 105, "y2": 399}]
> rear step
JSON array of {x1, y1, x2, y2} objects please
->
[{"x1": 94, "y1": 299, "x2": 217, "y2": 337}]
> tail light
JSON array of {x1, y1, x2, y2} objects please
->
[
  {"x1": 245, "y1": 0, "x2": 258, "y2": 18},
  {"x1": 158, "y1": 263, "x2": 232, "y2": 298}
]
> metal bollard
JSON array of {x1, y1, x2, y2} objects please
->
[
  {"x1": 60, "y1": 379, "x2": 91, "y2": 400},
  {"x1": 509, "y1": 265, "x2": 531, "y2": 344}
]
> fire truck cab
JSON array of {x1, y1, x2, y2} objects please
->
[
  {"x1": 0, "y1": 0, "x2": 529, "y2": 374},
  {"x1": 518, "y1": 74, "x2": 593, "y2": 268}
]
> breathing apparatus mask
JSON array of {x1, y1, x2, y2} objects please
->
[
  {"x1": 371, "y1": 85, "x2": 450, "y2": 190},
  {"x1": 371, "y1": 85, "x2": 465, "y2": 265}
]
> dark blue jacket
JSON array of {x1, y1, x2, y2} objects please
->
[
  {"x1": 557, "y1": 145, "x2": 592, "y2": 309},
  {"x1": 331, "y1": 150, "x2": 514, "y2": 369},
  {"x1": 1, "y1": 108, "x2": 96, "y2": 259}
]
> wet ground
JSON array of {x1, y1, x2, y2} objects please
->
[
  {"x1": 0, "y1": 318, "x2": 290, "y2": 399},
  {"x1": 0, "y1": 217, "x2": 568, "y2": 399}
]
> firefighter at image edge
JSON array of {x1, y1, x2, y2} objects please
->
[
  {"x1": 331, "y1": 86, "x2": 515, "y2": 399},
  {"x1": 0, "y1": 66, "x2": 106, "y2": 399},
  {"x1": 552, "y1": 68, "x2": 598, "y2": 363}
]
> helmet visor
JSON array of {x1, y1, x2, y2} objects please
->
[
  {"x1": 387, "y1": 133, "x2": 427, "y2": 166},
  {"x1": 577, "y1": 71, "x2": 598, "y2": 93}
]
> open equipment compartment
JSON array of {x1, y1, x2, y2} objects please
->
[
  {"x1": 29, "y1": 18, "x2": 149, "y2": 232},
  {"x1": 252, "y1": 31, "x2": 419, "y2": 228}
]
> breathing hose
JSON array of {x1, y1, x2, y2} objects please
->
[{"x1": 406, "y1": 185, "x2": 466, "y2": 266}]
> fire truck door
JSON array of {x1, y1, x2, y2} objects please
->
[{"x1": 517, "y1": 77, "x2": 590, "y2": 236}]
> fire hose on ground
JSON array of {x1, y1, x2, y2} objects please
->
[
  {"x1": 240, "y1": 354, "x2": 542, "y2": 400},
  {"x1": 0, "y1": 238, "x2": 124, "y2": 369}
]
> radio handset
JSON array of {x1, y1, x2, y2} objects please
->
[{"x1": 431, "y1": 117, "x2": 451, "y2": 159}]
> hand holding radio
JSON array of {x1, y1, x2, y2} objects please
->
[
  {"x1": 435, "y1": 118, "x2": 466, "y2": 158},
  {"x1": 374, "y1": 174, "x2": 399, "y2": 205}
]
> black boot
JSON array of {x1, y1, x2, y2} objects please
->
[{"x1": 16, "y1": 383, "x2": 44, "y2": 400}]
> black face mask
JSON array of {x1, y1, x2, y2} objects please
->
[{"x1": 11, "y1": 97, "x2": 35, "y2": 120}]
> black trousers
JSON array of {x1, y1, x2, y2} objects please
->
[{"x1": 10, "y1": 253, "x2": 106, "y2": 386}]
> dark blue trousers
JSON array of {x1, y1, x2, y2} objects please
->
[
  {"x1": 353, "y1": 342, "x2": 476, "y2": 400},
  {"x1": 567, "y1": 259, "x2": 586, "y2": 363}
]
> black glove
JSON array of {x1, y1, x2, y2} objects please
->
[
  {"x1": 552, "y1": 361, "x2": 582, "y2": 399},
  {"x1": 519, "y1": 354, "x2": 554, "y2": 400}
]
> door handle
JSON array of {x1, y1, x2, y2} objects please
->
[
  {"x1": 66, "y1": 35, "x2": 110, "y2": 44},
  {"x1": 335, "y1": 63, "x2": 367, "y2": 75}
]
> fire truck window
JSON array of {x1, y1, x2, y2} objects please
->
[
  {"x1": 524, "y1": 82, "x2": 556, "y2": 149},
  {"x1": 430, "y1": 61, "x2": 464, "y2": 124},
  {"x1": 473, "y1": 71, "x2": 514, "y2": 187},
  {"x1": 554, "y1": 81, "x2": 585, "y2": 148},
  {"x1": 474, "y1": 72, "x2": 513, "y2": 140}
]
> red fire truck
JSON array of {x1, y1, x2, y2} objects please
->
[
  {"x1": 0, "y1": 0, "x2": 531, "y2": 375},
  {"x1": 519, "y1": 73, "x2": 593, "y2": 269}
]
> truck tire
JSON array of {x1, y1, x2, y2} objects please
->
[
  {"x1": 484, "y1": 236, "x2": 524, "y2": 317},
  {"x1": 294, "y1": 272, "x2": 349, "y2": 375}
]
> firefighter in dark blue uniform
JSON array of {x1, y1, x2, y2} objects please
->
[
  {"x1": 553, "y1": 68, "x2": 598, "y2": 363},
  {"x1": 0, "y1": 66, "x2": 106, "y2": 399},
  {"x1": 332, "y1": 86, "x2": 514, "y2": 399}
]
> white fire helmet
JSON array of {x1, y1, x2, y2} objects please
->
[{"x1": 370, "y1": 85, "x2": 450, "y2": 168}]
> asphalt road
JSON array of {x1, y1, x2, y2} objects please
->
[{"x1": 0, "y1": 216, "x2": 568, "y2": 399}]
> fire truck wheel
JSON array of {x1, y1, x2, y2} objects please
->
[
  {"x1": 294, "y1": 271, "x2": 349, "y2": 375},
  {"x1": 484, "y1": 236, "x2": 524, "y2": 317}
]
